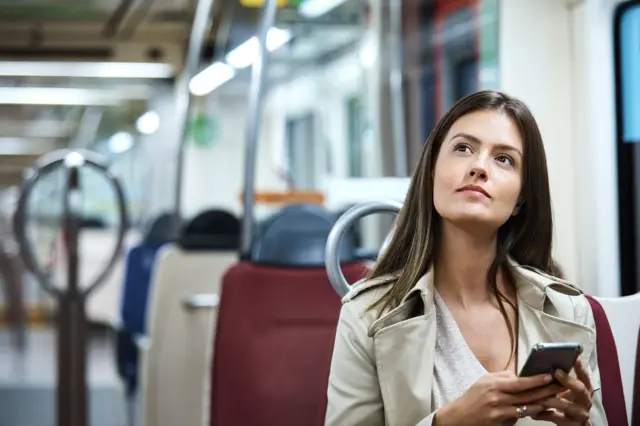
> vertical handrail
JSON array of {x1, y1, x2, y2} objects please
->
[
  {"x1": 240, "y1": 0, "x2": 279, "y2": 257},
  {"x1": 389, "y1": 0, "x2": 407, "y2": 176},
  {"x1": 172, "y1": 0, "x2": 218, "y2": 238},
  {"x1": 13, "y1": 149, "x2": 128, "y2": 426}
]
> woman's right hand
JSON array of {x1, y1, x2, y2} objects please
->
[{"x1": 433, "y1": 371, "x2": 565, "y2": 426}]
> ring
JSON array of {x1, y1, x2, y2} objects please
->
[{"x1": 516, "y1": 405, "x2": 527, "y2": 418}]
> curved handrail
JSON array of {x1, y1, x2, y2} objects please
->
[
  {"x1": 13, "y1": 149, "x2": 128, "y2": 297},
  {"x1": 325, "y1": 200, "x2": 402, "y2": 297}
]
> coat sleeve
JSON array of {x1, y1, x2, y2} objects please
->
[
  {"x1": 324, "y1": 302, "x2": 385, "y2": 426},
  {"x1": 324, "y1": 302, "x2": 438, "y2": 426}
]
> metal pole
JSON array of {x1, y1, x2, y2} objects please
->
[
  {"x1": 172, "y1": 0, "x2": 218, "y2": 238},
  {"x1": 389, "y1": 0, "x2": 407, "y2": 176},
  {"x1": 57, "y1": 164, "x2": 87, "y2": 426},
  {"x1": 240, "y1": 0, "x2": 279, "y2": 257}
]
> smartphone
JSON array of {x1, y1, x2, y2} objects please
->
[{"x1": 518, "y1": 342, "x2": 583, "y2": 378}]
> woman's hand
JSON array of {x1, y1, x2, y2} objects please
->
[
  {"x1": 533, "y1": 360, "x2": 593, "y2": 425},
  {"x1": 434, "y1": 371, "x2": 565, "y2": 426}
]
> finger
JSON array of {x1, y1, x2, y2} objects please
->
[
  {"x1": 574, "y1": 359, "x2": 593, "y2": 393},
  {"x1": 554, "y1": 370, "x2": 591, "y2": 408},
  {"x1": 533, "y1": 409, "x2": 566, "y2": 424},
  {"x1": 495, "y1": 370, "x2": 516, "y2": 378},
  {"x1": 556, "y1": 389, "x2": 572, "y2": 400},
  {"x1": 499, "y1": 374, "x2": 553, "y2": 393},
  {"x1": 539, "y1": 397, "x2": 590, "y2": 423},
  {"x1": 508, "y1": 384, "x2": 565, "y2": 405},
  {"x1": 493, "y1": 403, "x2": 548, "y2": 421}
]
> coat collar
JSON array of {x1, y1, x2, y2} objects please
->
[{"x1": 367, "y1": 257, "x2": 584, "y2": 337}]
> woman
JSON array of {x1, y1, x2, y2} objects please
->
[{"x1": 325, "y1": 91, "x2": 606, "y2": 426}]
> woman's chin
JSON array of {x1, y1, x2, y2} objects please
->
[{"x1": 443, "y1": 211, "x2": 505, "y2": 230}]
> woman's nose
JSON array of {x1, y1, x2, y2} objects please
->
[{"x1": 468, "y1": 159, "x2": 489, "y2": 181}]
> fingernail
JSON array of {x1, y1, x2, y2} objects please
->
[
  {"x1": 555, "y1": 370, "x2": 565, "y2": 378},
  {"x1": 544, "y1": 374, "x2": 552, "y2": 383}
]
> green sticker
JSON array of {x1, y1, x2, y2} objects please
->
[{"x1": 188, "y1": 114, "x2": 220, "y2": 148}]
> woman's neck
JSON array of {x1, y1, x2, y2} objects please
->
[{"x1": 434, "y1": 221, "x2": 507, "y2": 309}]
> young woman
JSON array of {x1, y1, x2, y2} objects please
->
[{"x1": 325, "y1": 91, "x2": 606, "y2": 426}]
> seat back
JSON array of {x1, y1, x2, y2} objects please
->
[
  {"x1": 210, "y1": 204, "x2": 367, "y2": 426},
  {"x1": 116, "y1": 213, "x2": 175, "y2": 394},
  {"x1": 116, "y1": 242, "x2": 168, "y2": 392},
  {"x1": 592, "y1": 293, "x2": 640, "y2": 424},
  {"x1": 585, "y1": 295, "x2": 629, "y2": 425},
  {"x1": 139, "y1": 209, "x2": 240, "y2": 426}
]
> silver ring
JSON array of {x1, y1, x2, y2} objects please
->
[{"x1": 516, "y1": 405, "x2": 527, "y2": 418}]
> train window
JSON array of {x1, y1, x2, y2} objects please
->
[
  {"x1": 614, "y1": 0, "x2": 640, "y2": 295},
  {"x1": 285, "y1": 114, "x2": 317, "y2": 190},
  {"x1": 404, "y1": 0, "x2": 499, "y2": 156},
  {"x1": 346, "y1": 96, "x2": 364, "y2": 177}
]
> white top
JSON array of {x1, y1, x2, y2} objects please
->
[{"x1": 431, "y1": 291, "x2": 488, "y2": 409}]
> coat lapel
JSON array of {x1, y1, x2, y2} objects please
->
[
  {"x1": 514, "y1": 264, "x2": 596, "y2": 374},
  {"x1": 370, "y1": 273, "x2": 436, "y2": 425}
]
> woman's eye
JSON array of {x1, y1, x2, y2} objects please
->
[
  {"x1": 496, "y1": 154, "x2": 514, "y2": 166},
  {"x1": 454, "y1": 143, "x2": 471, "y2": 153}
]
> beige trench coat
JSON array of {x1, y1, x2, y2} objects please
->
[{"x1": 325, "y1": 261, "x2": 608, "y2": 426}]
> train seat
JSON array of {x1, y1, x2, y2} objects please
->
[
  {"x1": 209, "y1": 204, "x2": 368, "y2": 426},
  {"x1": 589, "y1": 293, "x2": 640, "y2": 425},
  {"x1": 139, "y1": 209, "x2": 240, "y2": 426},
  {"x1": 116, "y1": 213, "x2": 174, "y2": 396}
]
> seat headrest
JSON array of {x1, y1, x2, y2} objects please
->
[
  {"x1": 179, "y1": 209, "x2": 241, "y2": 251},
  {"x1": 251, "y1": 204, "x2": 358, "y2": 267},
  {"x1": 143, "y1": 212, "x2": 175, "y2": 244}
]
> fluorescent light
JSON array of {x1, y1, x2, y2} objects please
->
[
  {"x1": 0, "y1": 138, "x2": 58, "y2": 155},
  {"x1": 189, "y1": 62, "x2": 236, "y2": 96},
  {"x1": 136, "y1": 111, "x2": 160, "y2": 135},
  {"x1": 0, "y1": 61, "x2": 174, "y2": 79},
  {"x1": 225, "y1": 28, "x2": 292, "y2": 69},
  {"x1": 0, "y1": 87, "x2": 150, "y2": 106},
  {"x1": 108, "y1": 132, "x2": 134, "y2": 154},
  {"x1": 298, "y1": 0, "x2": 349, "y2": 18}
]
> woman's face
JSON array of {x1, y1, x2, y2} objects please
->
[{"x1": 432, "y1": 110, "x2": 524, "y2": 230}]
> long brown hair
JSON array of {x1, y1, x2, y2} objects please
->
[{"x1": 368, "y1": 90, "x2": 555, "y2": 356}]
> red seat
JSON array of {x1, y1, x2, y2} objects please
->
[
  {"x1": 585, "y1": 295, "x2": 629, "y2": 425},
  {"x1": 209, "y1": 261, "x2": 368, "y2": 426}
]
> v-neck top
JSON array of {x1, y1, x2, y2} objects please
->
[{"x1": 431, "y1": 290, "x2": 489, "y2": 410}]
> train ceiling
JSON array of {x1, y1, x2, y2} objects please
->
[{"x1": 0, "y1": 0, "x2": 366, "y2": 188}]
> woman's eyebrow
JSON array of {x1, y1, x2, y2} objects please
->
[{"x1": 451, "y1": 132, "x2": 522, "y2": 157}]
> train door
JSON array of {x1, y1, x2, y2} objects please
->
[{"x1": 615, "y1": 0, "x2": 640, "y2": 296}]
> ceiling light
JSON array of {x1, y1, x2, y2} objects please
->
[
  {"x1": 0, "y1": 87, "x2": 150, "y2": 106},
  {"x1": 298, "y1": 0, "x2": 349, "y2": 18},
  {"x1": 189, "y1": 62, "x2": 236, "y2": 96},
  {"x1": 0, "y1": 61, "x2": 174, "y2": 79},
  {"x1": 136, "y1": 111, "x2": 160, "y2": 135},
  {"x1": 108, "y1": 132, "x2": 134, "y2": 154},
  {"x1": 225, "y1": 28, "x2": 292, "y2": 69}
]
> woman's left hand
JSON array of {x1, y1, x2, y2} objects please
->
[{"x1": 533, "y1": 359, "x2": 593, "y2": 425}]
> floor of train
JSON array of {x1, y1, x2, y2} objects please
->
[{"x1": 0, "y1": 326, "x2": 127, "y2": 426}]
